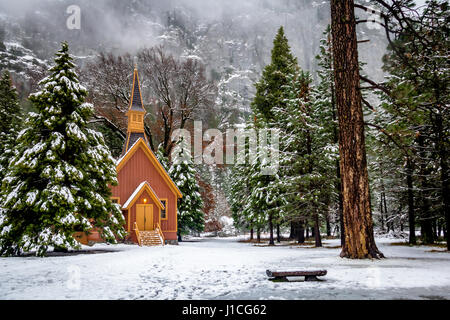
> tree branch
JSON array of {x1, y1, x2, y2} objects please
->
[
  {"x1": 359, "y1": 75, "x2": 391, "y2": 96},
  {"x1": 89, "y1": 115, "x2": 126, "y2": 140},
  {"x1": 364, "y1": 122, "x2": 413, "y2": 158}
]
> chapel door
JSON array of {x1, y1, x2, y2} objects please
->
[{"x1": 136, "y1": 204, "x2": 153, "y2": 231}]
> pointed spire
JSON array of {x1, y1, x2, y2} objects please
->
[
  {"x1": 129, "y1": 67, "x2": 145, "y2": 112},
  {"x1": 123, "y1": 66, "x2": 148, "y2": 155}
]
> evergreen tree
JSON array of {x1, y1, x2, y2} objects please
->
[
  {"x1": 0, "y1": 71, "x2": 22, "y2": 182},
  {"x1": 249, "y1": 26, "x2": 297, "y2": 244},
  {"x1": 228, "y1": 123, "x2": 255, "y2": 236},
  {"x1": 251, "y1": 26, "x2": 297, "y2": 123},
  {"x1": 156, "y1": 143, "x2": 170, "y2": 172},
  {"x1": 273, "y1": 69, "x2": 335, "y2": 247},
  {"x1": 169, "y1": 136, "x2": 204, "y2": 241},
  {"x1": 365, "y1": 0, "x2": 449, "y2": 247},
  {"x1": 313, "y1": 26, "x2": 343, "y2": 241},
  {"x1": 0, "y1": 42, "x2": 126, "y2": 256},
  {"x1": 243, "y1": 123, "x2": 278, "y2": 243},
  {"x1": 247, "y1": 135, "x2": 281, "y2": 245}
]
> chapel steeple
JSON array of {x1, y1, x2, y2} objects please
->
[{"x1": 122, "y1": 67, "x2": 148, "y2": 155}]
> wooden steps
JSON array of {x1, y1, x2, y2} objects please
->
[{"x1": 139, "y1": 230, "x2": 163, "y2": 246}]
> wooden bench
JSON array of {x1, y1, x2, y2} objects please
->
[{"x1": 266, "y1": 270, "x2": 327, "y2": 282}]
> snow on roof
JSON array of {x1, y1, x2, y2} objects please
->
[
  {"x1": 122, "y1": 181, "x2": 164, "y2": 210},
  {"x1": 115, "y1": 138, "x2": 141, "y2": 165},
  {"x1": 122, "y1": 182, "x2": 146, "y2": 209}
]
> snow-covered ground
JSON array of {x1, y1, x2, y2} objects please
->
[{"x1": 0, "y1": 237, "x2": 449, "y2": 300}]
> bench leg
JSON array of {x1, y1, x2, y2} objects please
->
[
  {"x1": 304, "y1": 275, "x2": 319, "y2": 281},
  {"x1": 269, "y1": 276, "x2": 288, "y2": 282}
]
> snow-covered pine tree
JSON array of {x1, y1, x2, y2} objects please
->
[
  {"x1": 229, "y1": 122, "x2": 271, "y2": 241},
  {"x1": 251, "y1": 26, "x2": 297, "y2": 124},
  {"x1": 272, "y1": 68, "x2": 335, "y2": 247},
  {"x1": 0, "y1": 42, "x2": 126, "y2": 256},
  {"x1": 169, "y1": 136, "x2": 204, "y2": 241},
  {"x1": 229, "y1": 163, "x2": 249, "y2": 232},
  {"x1": 246, "y1": 132, "x2": 280, "y2": 244},
  {"x1": 375, "y1": 1, "x2": 448, "y2": 248},
  {"x1": 228, "y1": 124, "x2": 252, "y2": 234},
  {"x1": 156, "y1": 143, "x2": 170, "y2": 172},
  {"x1": 250, "y1": 26, "x2": 297, "y2": 244},
  {"x1": 273, "y1": 69, "x2": 314, "y2": 243},
  {"x1": 312, "y1": 27, "x2": 342, "y2": 239},
  {"x1": 0, "y1": 70, "x2": 22, "y2": 183}
]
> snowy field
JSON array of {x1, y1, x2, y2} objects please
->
[{"x1": 0, "y1": 236, "x2": 449, "y2": 300}]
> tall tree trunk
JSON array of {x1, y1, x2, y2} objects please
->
[
  {"x1": 257, "y1": 228, "x2": 261, "y2": 243},
  {"x1": 442, "y1": 151, "x2": 450, "y2": 250},
  {"x1": 418, "y1": 135, "x2": 434, "y2": 245},
  {"x1": 406, "y1": 158, "x2": 416, "y2": 244},
  {"x1": 290, "y1": 222, "x2": 298, "y2": 239},
  {"x1": 298, "y1": 220, "x2": 305, "y2": 244},
  {"x1": 383, "y1": 191, "x2": 389, "y2": 231},
  {"x1": 421, "y1": 219, "x2": 434, "y2": 244},
  {"x1": 333, "y1": 65, "x2": 345, "y2": 246},
  {"x1": 433, "y1": 220, "x2": 438, "y2": 239},
  {"x1": 325, "y1": 213, "x2": 331, "y2": 237},
  {"x1": 442, "y1": 222, "x2": 448, "y2": 239},
  {"x1": 435, "y1": 113, "x2": 450, "y2": 250},
  {"x1": 333, "y1": 74, "x2": 345, "y2": 246},
  {"x1": 276, "y1": 224, "x2": 281, "y2": 243},
  {"x1": 437, "y1": 221, "x2": 442, "y2": 238},
  {"x1": 337, "y1": 161, "x2": 345, "y2": 246},
  {"x1": 250, "y1": 228, "x2": 254, "y2": 240},
  {"x1": 380, "y1": 166, "x2": 386, "y2": 232},
  {"x1": 268, "y1": 213, "x2": 275, "y2": 245},
  {"x1": 330, "y1": 0, "x2": 383, "y2": 258},
  {"x1": 314, "y1": 213, "x2": 322, "y2": 247},
  {"x1": 380, "y1": 193, "x2": 385, "y2": 232}
]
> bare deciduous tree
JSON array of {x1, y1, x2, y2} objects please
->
[
  {"x1": 83, "y1": 47, "x2": 216, "y2": 155},
  {"x1": 138, "y1": 46, "x2": 215, "y2": 156}
]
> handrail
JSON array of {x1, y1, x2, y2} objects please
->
[
  {"x1": 156, "y1": 222, "x2": 165, "y2": 246},
  {"x1": 134, "y1": 222, "x2": 142, "y2": 246}
]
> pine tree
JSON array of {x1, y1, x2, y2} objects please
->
[
  {"x1": 229, "y1": 164, "x2": 250, "y2": 232},
  {"x1": 245, "y1": 126, "x2": 277, "y2": 244},
  {"x1": 156, "y1": 143, "x2": 170, "y2": 172},
  {"x1": 250, "y1": 26, "x2": 297, "y2": 244},
  {"x1": 273, "y1": 69, "x2": 335, "y2": 247},
  {"x1": 0, "y1": 71, "x2": 22, "y2": 182},
  {"x1": 0, "y1": 42, "x2": 126, "y2": 256},
  {"x1": 364, "y1": 1, "x2": 449, "y2": 248},
  {"x1": 313, "y1": 26, "x2": 343, "y2": 242},
  {"x1": 169, "y1": 137, "x2": 204, "y2": 241},
  {"x1": 228, "y1": 123, "x2": 255, "y2": 235},
  {"x1": 251, "y1": 26, "x2": 297, "y2": 123}
]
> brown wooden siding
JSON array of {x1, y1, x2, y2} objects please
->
[
  {"x1": 162, "y1": 231, "x2": 177, "y2": 241},
  {"x1": 111, "y1": 146, "x2": 177, "y2": 234}
]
